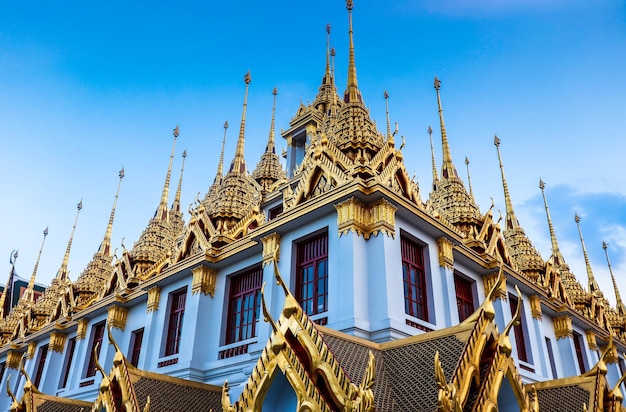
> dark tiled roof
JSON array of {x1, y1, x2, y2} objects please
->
[
  {"x1": 132, "y1": 375, "x2": 222, "y2": 412},
  {"x1": 534, "y1": 384, "x2": 591, "y2": 412},
  {"x1": 33, "y1": 395, "x2": 92, "y2": 412}
]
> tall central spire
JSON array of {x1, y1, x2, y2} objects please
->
[
  {"x1": 434, "y1": 77, "x2": 457, "y2": 180},
  {"x1": 268, "y1": 88, "x2": 278, "y2": 152},
  {"x1": 494, "y1": 136, "x2": 519, "y2": 230},
  {"x1": 603, "y1": 241, "x2": 626, "y2": 316},
  {"x1": 157, "y1": 126, "x2": 179, "y2": 221},
  {"x1": 343, "y1": 0, "x2": 363, "y2": 104},
  {"x1": 57, "y1": 201, "x2": 82, "y2": 281},
  {"x1": 230, "y1": 71, "x2": 251, "y2": 174},
  {"x1": 100, "y1": 168, "x2": 124, "y2": 257},
  {"x1": 574, "y1": 214, "x2": 601, "y2": 296}
]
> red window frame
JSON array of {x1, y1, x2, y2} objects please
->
[
  {"x1": 573, "y1": 331, "x2": 586, "y2": 373},
  {"x1": 130, "y1": 328, "x2": 144, "y2": 367},
  {"x1": 509, "y1": 293, "x2": 528, "y2": 362},
  {"x1": 86, "y1": 322, "x2": 105, "y2": 377},
  {"x1": 401, "y1": 236, "x2": 428, "y2": 321},
  {"x1": 226, "y1": 266, "x2": 263, "y2": 344},
  {"x1": 165, "y1": 288, "x2": 187, "y2": 356},
  {"x1": 33, "y1": 344, "x2": 48, "y2": 388},
  {"x1": 454, "y1": 273, "x2": 475, "y2": 322},
  {"x1": 296, "y1": 232, "x2": 328, "y2": 316},
  {"x1": 59, "y1": 337, "x2": 76, "y2": 389}
]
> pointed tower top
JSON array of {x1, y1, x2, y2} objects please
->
[
  {"x1": 343, "y1": 0, "x2": 363, "y2": 104},
  {"x1": 253, "y1": 88, "x2": 288, "y2": 189},
  {"x1": 22, "y1": 227, "x2": 48, "y2": 303},
  {"x1": 384, "y1": 90, "x2": 394, "y2": 145},
  {"x1": 0, "y1": 250, "x2": 19, "y2": 317},
  {"x1": 230, "y1": 72, "x2": 251, "y2": 175},
  {"x1": 216, "y1": 121, "x2": 229, "y2": 182},
  {"x1": 603, "y1": 241, "x2": 626, "y2": 316},
  {"x1": 540, "y1": 179, "x2": 566, "y2": 266},
  {"x1": 156, "y1": 128, "x2": 178, "y2": 221},
  {"x1": 99, "y1": 168, "x2": 124, "y2": 257},
  {"x1": 267, "y1": 88, "x2": 278, "y2": 152},
  {"x1": 171, "y1": 150, "x2": 187, "y2": 214},
  {"x1": 575, "y1": 213, "x2": 601, "y2": 296},
  {"x1": 464, "y1": 156, "x2": 475, "y2": 200},
  {"x1": 434, "y1": 77, "x2": 458, "y2": 180},
  {"x1": 57, "y1": 201, "x2": 81, "y2": 281},
  {"x1": 494, "y1": 136, "x2": 519, "y2": 230},
  {"x1": 324, "y1": 24, "x2": 332, "y2": 86},
  {"x1": 428, "y1": 126, "x2": 439, "y2": 192}
]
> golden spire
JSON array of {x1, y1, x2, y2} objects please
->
[
  {"x1": 215, "y1": 121, "x2": 228, "y2": 183},
  {"x1": 384, "y1": 91, "x2": 394, "y2": 145},
  {"x1": 343, "y1": 0, "x2": 363, "y2": 104},
  {"x1": 23, "y1": 227, "x2": 48, "y2": 302},
  {"x1": 57, "y1": 201, "x2": 82, "y2": 281},
  {"x1": 267, "y1": 88, "x2": 278, "y2": 152},
  {"x1": 171, "y1": 150, "x2": 187, "y2": 214},
  {"x1": 575, "y1": 214, "x2": 601, "y2": 295},
  {"x1": 253, "y1": 88, "x2": 287, "y2": 189},
  {"x1": 428, "y1": 126, "x2": 439, "y2": 191},
  {"x1": 230, "y1": 71, "x2": 251, "y2": 174},
  {"x1": 465, "y1": 156, "x2": 474, "y2": 200},
  {"x1": 155, "y1": 126, "x2": 178, "y2": 221},
  {"x1": 99, "y1": 168, "x2": 124, "y2": 257},
  {"x1": 0, "y1": 250, "x2": 18, "y2": 318},
  {"x1": 603, "y1": 241, "x2": 626, "y2": 316},
  {"x1": 539, "y1": 179, "x2": 566, "y2": 266},
  {"x1": 434, "y1": 77, "x2": 458, "y2": 180},
  {"x1": 494, "y1": 136, "x2": 519, "y2": 230},
  {"x1": 324, "y1": 23, "x2": 332, "y2": 85},
  {"x1": 331, "y1": 47, "x2": 336, "y2": 81}
]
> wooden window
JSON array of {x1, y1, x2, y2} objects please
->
[
  {"x1": 268, "y1": 205, "x2": 283, "y2": 220},
  {"x1": 545, "y1": 337, "x2": 558, "y2": 378},
  {"x1": 573, "y1": 331, "x2": 586, "y2": 373},
  {"x1": 129, "y1": 328, "x2": 144, "y2": 367},
  {"x1": 59, "y1": 337, "x2": 76, "y2": 389},
  {"x1": 401, "y1": 235, "x2": 428, "y2": 321},
  {"x1": 454, "y1": 273, "x2": 475, "y2": 322},
  {"x1": 165, "y1": 288, "x2": 187, "y2": 356},
  {"x1": 33, "y1": 344, "x2": 48, "y2": 388},
  {"x1": 85, "y1": 322, "x2": 105, "y2": 378},
  {"x1": 226, "y1": 266, "x2": 263, "y2": 344},
  {"x1": 296, "y1": 232, "x2": 328, "y2": 316},
  {"x1": 509, "y1": 293, "x2": 528, "y2": 362}
]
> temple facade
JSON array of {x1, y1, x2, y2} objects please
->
[{"x1": 1, "y1": 2, "x2": 625, "y2": 411}]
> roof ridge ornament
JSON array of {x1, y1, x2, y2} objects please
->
[
  {"x1": 100, "y1": 168, "x2": 124, "y2": 257},
  {"x1": 0, "y1": 250, "x2": 19, "y2": 318},
  {"x1": 574, "y1": 213, "x2": 601, "y2": 296},
  {"x1": 494, "y1": 136, "x2": 520, "y2": 230},
  {"x1": 57, "y1": 201, "x2": 82, "y2": 281},
  {"x1": 603, "y1": 241, "x2": 626, "y2": 316},
  {"x1": 465, "y1": 156, "x2": 474, "y2": 201},
  {"x1": 428, "y1": 126, "x2": 439, "y2": 192},
  {"x1": 539, "y1": 179, "x2": 566, "y2": 267},
  {"x1": 156, "y1": 127, "x2": 179, "y2": 221},
  {"x1": 171, "y1": 150, "x2": 187, "y2": 214},
  {"x1": 22, "y1": 227, "x2": 48, "y2": 303}
]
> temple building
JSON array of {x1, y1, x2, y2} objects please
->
[{"x1": 1, "y1": 1, "x2": 625, "y2": 411}]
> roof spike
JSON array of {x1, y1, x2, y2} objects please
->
[
  {"x1": 230, "y1": 71, "x2": 251, "y2": 174},
  {"x1": 324, "y1": 23, "x2": 332, "y2": 85},
  {"x1": 57, "y1": 201, "x2": 82, "y2": 281},
  {"x1": 331, "y1": 47, "x2": 336, "y2": 81},
  {"x1": 156, "y1": 126, "x2": 179, "y2": 221},
  {"x1": 171, "y1": 150, "x2": 187, "y2": 214},
  {"x1": 539, "y1": 179, "x2": 566, "y2": 266},
  {"x1": 343, "y1": 0, "x2": 363, "y2": 104},
  {"x1": 267, "y1": 88, "x2": 278, "y2": 152},
  {"x1": 494, "y1": 136, "x2": 519, "y2": 229},
  {"x1": 24, "y1": 227, "x2": 48, "y2": 302},
  {"x1": 434, "y1": 77, "x2": 458, "y2": 180},
  {"x1": 465, "y1": 156, "x2": 475, "y2": 200},
  {"x1": 428, "y1": 126, "x2": 439, "y2": 191},
  {"x1": 603, "y1": 241, "x2": 626, "y2": 316},
  {"x1": 215, "y1": 121, "x2": 229, "y2": 183},
  {"x1": 99, "y1": 168, "x2": 124, "y2": 257},
  {"x1": 384, "y1": 91, "x2": 394, "y2": 145},
  {"x1": 575, "y1": 214, "x2": 601, "y2": 296},
  {"x1": 0, "y1": 250, "x2": 18, "y2": 318}
]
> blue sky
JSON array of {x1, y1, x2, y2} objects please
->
[{"x1": 1, "y1": 1, "x2": 625, "y2": 307}]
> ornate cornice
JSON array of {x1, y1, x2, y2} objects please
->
[
  {"x1": 436, "y1": 237, "x2": 454, "y2": 269},
  {"x1": 107, "y1": 305, "x2": 128, "y2": 331},
  {"x1": 335, "y1": 197, "x2": 396, "y2": 239},
  {"x1": 49, "y1": 331, "x2": 67, "y2": 353},
  {"x1": 553, "y1": 315, "x2": 573, "y2": 340},
  {"x1": 191, "y1": 265, "x2": 217, "y2": 297},
  {"x1": 147, "y1": 287, "x2": 161, "y2": 313}
]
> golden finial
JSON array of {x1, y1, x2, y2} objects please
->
[
  {"x1": 603, "y1": 241, "x2": 626, "y2": 316},
  {"x1": 230, "y1": 71, "x2": 251, "y2": 174},
  {"x1": 384, "y1": 91, "x2": 394, "y2": 145},
  {"x1": 100, "y1": 168, "x2": 124, "y2": 257},
  {"x1": 22, "y1": 227, "x2": 48, "y2": 302},
  {"x1": 540, "y1": 179, "x2": 564, "y2": 265},
  {"x1": 324, "y1": 24, "x2": 332, "y2": 84},
  {"x1": 214, "y1": 121, "x2": 229, "y2": 182},
  {"x1": 575, "y1": 214, "x2": 601, "y2": 296},
  {"x1": 344, "y1": 0, "x2": 363, "y2": 104},
  {"x1": 331, "y1": 47, "x2": 336, "y2": 80},
  {"x1": 434, "y1": 77, "x2": 457, "y2": 180},
  {"x1": 266, "y1": 88, "x2": 278, "y2": 152},
  {"x1": 171, "y1": 150, "x2": 187, "y2": 213},
  {"x1": 494, "y1": 136, "x2": 519, "y2": 230},
  {"x1": 0, "y1": 250, "x2": 18, "y2": 318},
  {"x1": 157, "y1": 128, "x2": 179, "y2": 221},
  {"x1": 464, "y1": 156, "x2": 474, "y2": 200},
  {"x1": 428, "y1": 126, "x2": 439, "y2": 191},
  {"x1": 57, "y1": 201, "x2": 82, "y2": 281}
]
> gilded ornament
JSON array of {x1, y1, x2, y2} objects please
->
[
  {"x1": 261, "y1": 232, "x2": 281, "y2": 267},
  {"x1": 147, "y1": 286, "x2": 161, "y2": 312},
  {"x1": 6, "y1": 350, "x2": 23, "y2": 369},
  {"x1": 49, "y1": 331, "x2": 67, "y2": 353},
  {"x1": 601, "y1": 342, "x2": 618, "y2": 364},
  {"x1": 26, "y1": 341, "x2": 37, "y2": 360},
  {"x1": 76, "y1": 318, "x2": 89, "y2": 340},
  {"x1": 335, "y1": 197, "x2": 396, "y2": 239},
  {"x1": 191, "y1": 265, "x2": 217, "y2": 297},
  {"x1": 529, "y1": 295, "x2": 542, "y2": 320},
  {"x1": 436, "y1": 237, "x2": 454, "y2": 269},
  {"x1": 585, "y1": 330, "x2": 597, "y2": 350},
  {"x1": 483, "y1": 271, "x2": 507, "y2": 301},
  {"x1": 107, "y1": 305, "x2": 129, "y2": 331},
  {"x1": 553, "y1": 315, "x2": 573, "y2": 340}
]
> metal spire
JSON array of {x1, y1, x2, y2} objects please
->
[
  {"x1": 57, "y1": 201, "x2": 82, "y2": 281},
  {"x1": 99, "y1": 168, "x2": 124, "y2": 257},
  {"x1": 384, "y1": 91, "x2": 394, "y2": 145},
  {"x1": 539, "y1": 179, "x2": 565, "y2": 266},
  {"x1": 603, "y1": 241, "x2": 626, "y2": 316},
  {"x1": 343, "y1": 0, "x2": 363, "y2": 104},
  {"x1": 494, "y1": 136, "x2": 519, "y2": 229},
  {"x1": 575, "y1": 214, "x2": 601, "y2": 295},
  {"x1": 230, "y1": 71, "x2": 251, "y2": 174},
  {"x1": 267, "y1": 88, "x2": 278, "y2": 152},
  {"x1": 0, "y1": 250, "x2": 19, "y2": 318},
  {"x1": 428, "y1": 126, "x2": 439, "y2": 191},
  {"x1": 171, "y1": 150, "x2": 187, "y2": 214},
  {"x1": 214, "y1": 121, "x2": 228, "y2": 184},
  {"x1": 156, "y1": 126, "x2": 179, "y2": 221},
  {"x1": 434, "y1": 77, "x2": 457, "y2": 180},
  {"x1": 465, "y1": 156, "x2": 474, "y2": 200},
  {"x1": 24, "y1": 227, "x2": 48, "y2": 302},
  {"x1": 324, "y1": 24, "x2": 332, "y2": 85}
]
